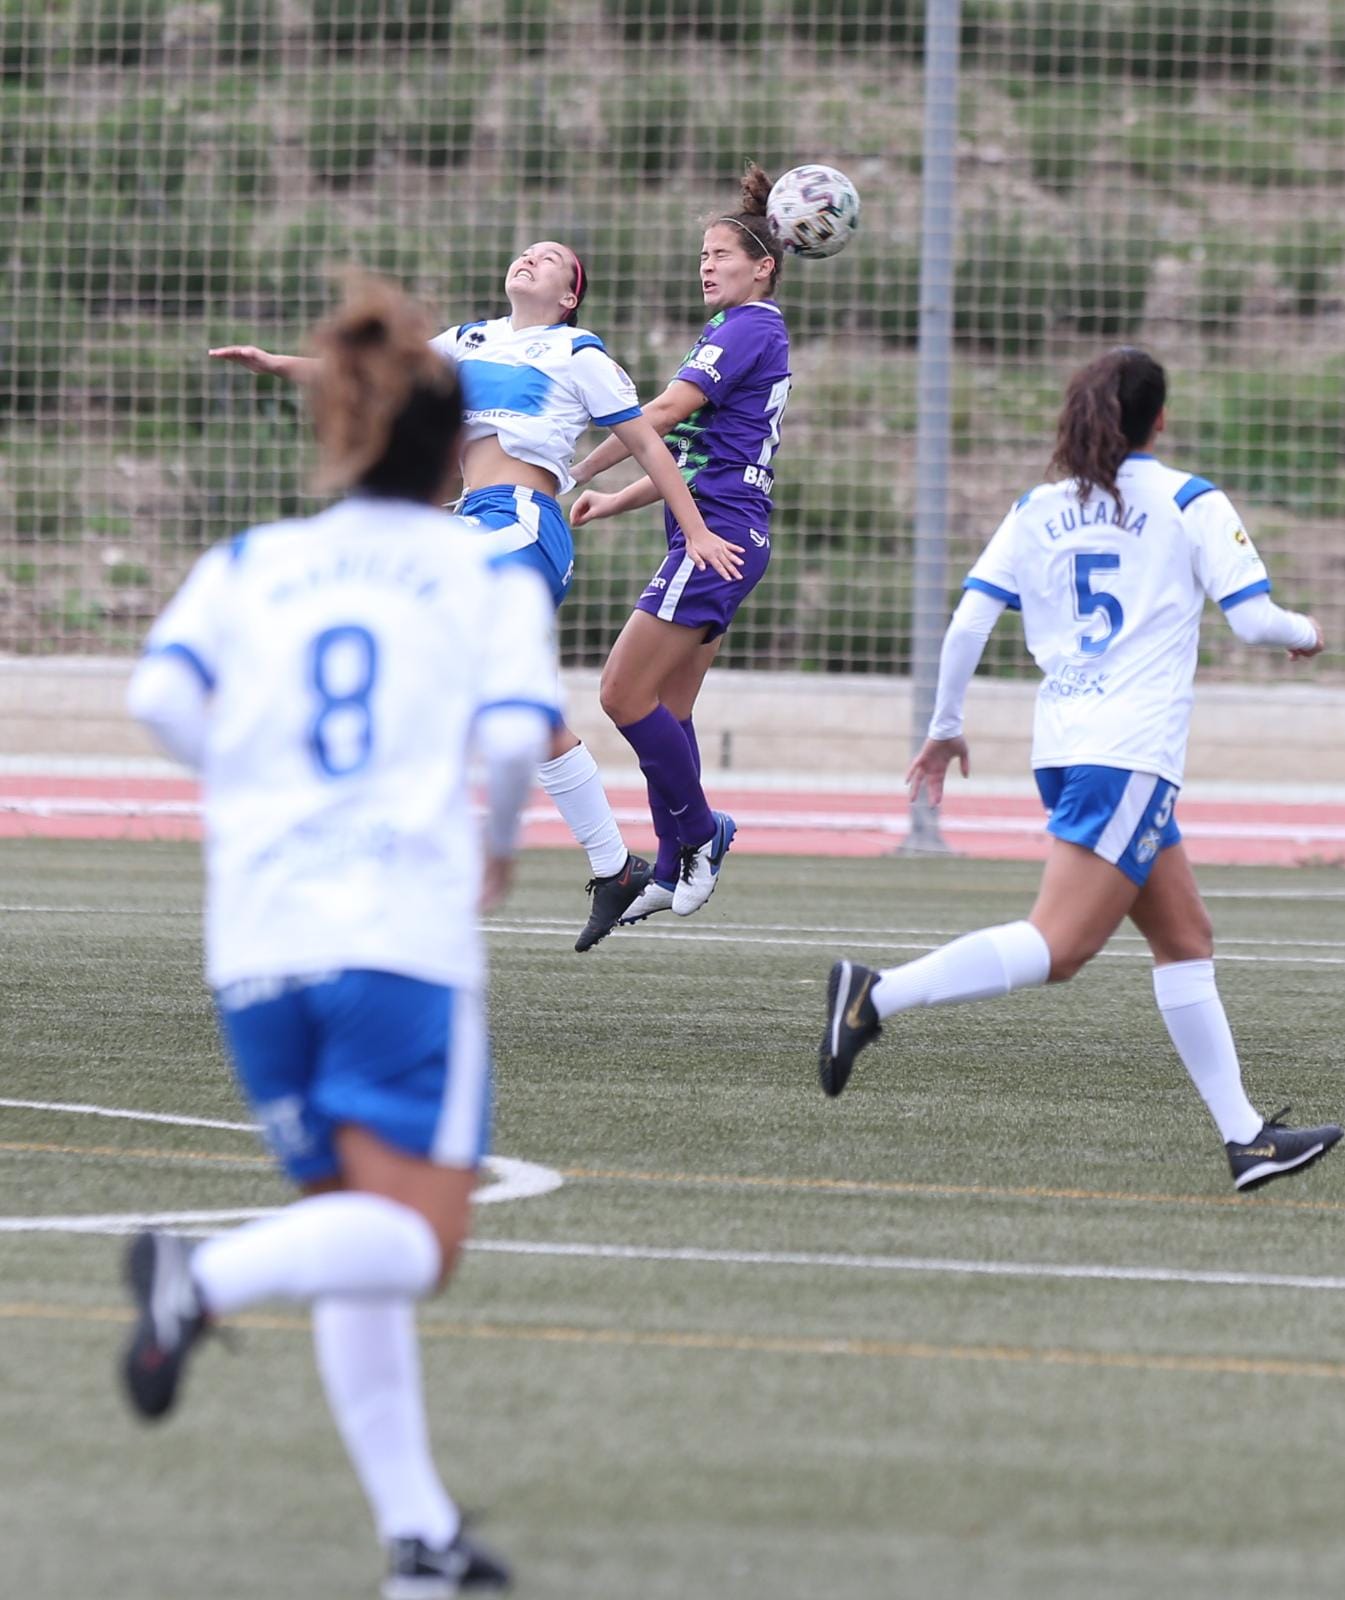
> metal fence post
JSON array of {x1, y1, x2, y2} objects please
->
[{"x1": 902, "y1": 0, "x2": 962, "y2": 855}]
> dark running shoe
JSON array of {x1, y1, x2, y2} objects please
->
[
  {"x1": 819, "y1": 959, "x2": 882, "y2": 1099},
  {"x1": 383, "y1": 1530, "x2": 512, "y2": 1599},
  {"x1": 1226, "y1": 1108, "x2": 1343, "y2": 1192},
  {"x1": 121, "y1": 1230, "x2": 208, "y2": 1420},
  {"x1": 574, "y1": 853, "x2": 651, "y2": 952}
]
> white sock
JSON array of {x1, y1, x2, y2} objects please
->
[
  {"x1": 871, "y1": 920, "x2": 1051, "y2": 1018},
  {"x1": 1153, "y1": 959, "x2": 1262, "y2": 1144},
  {"x1": 314, "y1": 1297, "x2": 460, "y2": 1547},
  {"x1": 191, "y1": 1192, "x2": 441, "y2": 1318},
  {"x1": 537, "y1": 742, "x2": 628, "y2": 878}
]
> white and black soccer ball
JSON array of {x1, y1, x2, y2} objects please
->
[{"x1": 766, "y1": 164, "x2": 861, "y2": 260}]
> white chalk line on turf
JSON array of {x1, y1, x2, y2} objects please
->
[
  {"x1": 467, "y1": 1239, "x2": 1345, "y2": 1294},
  {"x1": 6, "y1": 1213, "x2": 1344, "y2": 1294},
  {"x1": 479, "y1": 921, "x2": 1345, "y2": 967},
  {"x1": 484, "y1": 914, "x2": 1345, "y2": 953},
  {"x1": 0, "y1": 1098, "x2": 562, "y2": 1206}
]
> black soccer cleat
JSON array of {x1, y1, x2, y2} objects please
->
[
  {"x1": 1226, "y1": 1108, "x2": 1343, "y2": 1193},
  {"x1": 574, "y1": 853, "x2": 650, "y2": 952},
  {"x1": 121, "y1": 1230, "x2": 208, "y2": 1420},
  {"x1": 382, "y1": 1530, "x2": 512, "y2": 1599},
  {"x1": 819, "y1": 959, "x2": 882, "y2": 1098}
]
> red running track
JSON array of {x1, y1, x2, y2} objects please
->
[{"x1": 3, "y1": 773, "x2": 1344, "y2": 867}]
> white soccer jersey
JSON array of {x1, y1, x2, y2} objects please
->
[
  {"x1": 429, "y1": 318, "x2": 641, "y2": 493},
  {"x1": 140, "y1": 497, "x2": 561, "y2": 990},
  {"x1": 965, "y1": 454, "x2": 1274, "y2": 784}
]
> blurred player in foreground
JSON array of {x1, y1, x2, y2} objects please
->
[
  {"x1": 210, "y1": 240, "x2": 743, "y2": 953},
  {"x1": 569, "y1": 163, "x2": 792, "y2": 940},
  {"x1": 123, "y1": 274, "x2": 554, "y2": 1595},
  {"x1": 820, "y1": 346, "x2": 1341, "y2": 1193}
]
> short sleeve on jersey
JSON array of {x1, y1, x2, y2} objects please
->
[
  {"x1": 477, "y1": 564, "x2": 563, "y2": 726},
  {"x1": 676, "y1": 313, "x2": 763, "y2": 403},
  {"x1": 142, "y1": 544, "x2": 234, "y2": 689},
  {"x1": 964, "y1": 504, "x2": 1023, "y2": 611},
  {"x1": 1182, "y1": 487, "x2": 1272, "y2": 610},
  {"x1": 571, "y1": 345, "x2": 641, "y2": 428}
]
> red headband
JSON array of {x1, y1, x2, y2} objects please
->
[{"x1": 567, "y1": 252, "x2": 587, "y2": 325}]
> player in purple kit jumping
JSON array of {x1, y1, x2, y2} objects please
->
[{"x1": 569, "y1": 163, "x2": 791, "y2": 945}]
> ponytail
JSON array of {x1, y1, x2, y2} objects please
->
[
  {"x1": 309, "y1": 271, "x2": 462, "y2": 501},
  {"x1": 1049, "y1": 347, "x2": 1166, "y2": 513},
  {"x1": 709, "y1": 160, "x2": 784, "y2": 293}
]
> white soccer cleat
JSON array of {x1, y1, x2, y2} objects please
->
[
  {"x1": 671, "y1": 811, "x2": 737, "y2": 917},
  {"x1": 617, "y1": 878, "x2": 676, "y2": 925}
]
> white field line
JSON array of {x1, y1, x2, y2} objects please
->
[
  {"x1": 482, "y1": 914, "x2": 1345, "y2": 952},
  {"x1": 4, "y1": 902, "x2": 1344, "y2": 951},
  {"x1": 464, "y1": 1238, "x2": 1345, "y2": 1294},
  {"x1": 4, "y1": 1207, "x2": 1342, "y2": 1293},
  {"x1": 5, "y1": 793, "x2": 1345, "y2": 845},
  {"x1": 0, "y1": 1097, "x2": 256, "y2": 1132},
  {"x1": 0, "y1": 1099, "x2": 561, "y2": 1206},
  {"x1": 479, "y1": 921, "x2": 1345, "y2": 967}
]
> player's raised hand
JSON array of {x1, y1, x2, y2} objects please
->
[
  {"x1": 686, "y1": 526, "x2": 745, "y2": 582},
  {"x1": 906, "y1": 735, "x2": 970, "y2": 806},
  {"x1": 1288, "y1": 615, "x2": 1325, "y2": 660},
  {"x1": 208, "y1": 345, "x2": 283, "y2": 376}
]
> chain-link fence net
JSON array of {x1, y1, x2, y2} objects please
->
[{"x1": 1, "y1": 1, "x2": 1341, "y2": 722}]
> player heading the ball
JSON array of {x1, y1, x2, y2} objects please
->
[{"x1": 567, "y1": 162, "x2": 796, "y2": 944}]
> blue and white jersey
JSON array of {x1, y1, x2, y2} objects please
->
[
  {"x1": 430, "y1": 318, "x2": 641, "y2": 494},
  {"x1": 139, "y1": 496, "x2": 561, "y2": 991},
  {"x1": 966, "y1": 454, "x2": 1273, "y2": 784}
]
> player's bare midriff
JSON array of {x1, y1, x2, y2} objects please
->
[{"x1": 462, "y1": 434, "x2": 559, "y2": 499}]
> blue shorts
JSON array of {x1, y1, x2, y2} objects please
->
[
  {"x1": 459, "y1": 485, "x2": 573, "y2": 608},
  {"x1": 634, "y1": 510, "x2": 771, "y2": 639},
  {"x1": 1035, "y1": 765, "x2": 1182, "y2": 887},
  {"x1": 214, "y1": 970, "x2": 492, "y2": 1185}
]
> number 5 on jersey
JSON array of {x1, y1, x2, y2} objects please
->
[
  {"x1": 1073, "y1": 553, "x2": 1124, "y2": 657},
  {"x1": 309, "y1": 625, "x2": 378, "y2": 777}
]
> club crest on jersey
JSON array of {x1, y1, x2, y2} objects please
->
[{"x1": 526, "y1": 341, "x2": 548, "y2": 359}]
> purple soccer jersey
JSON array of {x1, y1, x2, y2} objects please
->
[
  {"x1": 638, "y1": 300, "x2": 790, "y2": 636},
  {"x1": 665, "y1": 300, "x2": 791, "y2": 526}
]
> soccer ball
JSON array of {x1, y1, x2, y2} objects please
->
[{"x1": 766, "y1": 165, "x2": 861, "y2": 260}]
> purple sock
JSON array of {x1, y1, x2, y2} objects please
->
[
  {"x1": 618, "y1": 706, "x2": 715, "y2": 850},
  {"x1": 651, "y1": 718, "x2": 703, "y2": 881}
]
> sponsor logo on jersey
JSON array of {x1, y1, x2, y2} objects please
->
[
  {"x1": 1044, "y1": 664, "x2": 1108, "y2": 700},
  {"x1": 463, "y1": 330, "x2": 487, "y2": 349},
  {"x1": 685, "y1": 343, "x2": 725, "y2": 382},
  {"x1": 644, "y1": 576, "x2": 668, "y2": 591},
  {"x1": 749, "y1": 528, "x2": 769, "y2": 547}
]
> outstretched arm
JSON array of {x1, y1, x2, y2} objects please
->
[
  {"x1": 906, "y1": 588, "x2": 1005, "y2": 804},
  {"x1": 571, "y1": 477, "x2": 663, "y2": 525},
  {"x1": 572, "y1": 379, "x2": 704, "y2": 485},
  {"x1": 604, "y1": 413, "x2": 745, "y2": 582},
  {"x1": 208, "y1": 346, "x2": 319, "y2": 384}
]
